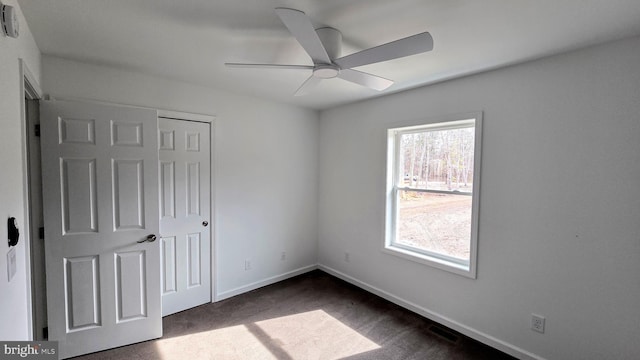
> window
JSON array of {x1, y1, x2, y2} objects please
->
[{"x1": 384, "y1": 114, "x2": 482, "y2": 278}]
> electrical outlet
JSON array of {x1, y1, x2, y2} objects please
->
[
  {"x1": 280, "y1": 251, "x2": 286, "y2": 261},
  {"x1": 531, "y1": 314, "x2": 545, "y2": 333},
  {"x1": 344, "y1": 252, "x2": 350, "y2": 263},
  {"x1": 244, "y1": 259, "x2": 251, "y2": 271}
]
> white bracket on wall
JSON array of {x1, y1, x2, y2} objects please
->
[{"x1": 7, "y1": 247, "x2": 17, "y2": 281}]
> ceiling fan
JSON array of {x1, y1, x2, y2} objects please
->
[{"x1": 225, "y1": 8, "x2": 434, "y2": 96}]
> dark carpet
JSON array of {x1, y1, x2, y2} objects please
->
[{"x1": 74, "y1": 270, "x2": 515, "y2": 359}]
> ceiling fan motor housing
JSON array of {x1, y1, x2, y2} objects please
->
[{"x1": 313, "y1": 64, "x2": 340, "y2": 79}]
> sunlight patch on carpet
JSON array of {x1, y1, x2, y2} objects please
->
[
  {"x1": 154, "y1": 323, "x2": 277, "y2": 360},
  {"x1": 153, "y1": 310, "x2": 380, "y2": 359},
  {"x1": 254, "y1": 309, "x2": 381, "y2": 359}
]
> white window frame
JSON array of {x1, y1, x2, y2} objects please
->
[{"x1": 384, "y1": 113, "x2": 482, "y2": 278}]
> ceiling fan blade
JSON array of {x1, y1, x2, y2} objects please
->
[
  {"x1": 225, "y1": 63, "x2": 314, "y2": 70},
  {"x1": 334, "y1": 32, "x2": 433, "y2": 69},
  {"x1": 337, "y1": 69, "x2": 393, "y2": 91},
  {"x1": 294, "y1": 76, "x2": 322, "y2": 96},
  {"x1": 275, "y1": 8, "x2": 332, "y2": 64}
]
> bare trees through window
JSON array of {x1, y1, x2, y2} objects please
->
[{"x1": 399, "y1": 127, "x2": 475, "y2": 192}]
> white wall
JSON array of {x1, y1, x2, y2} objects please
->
[
  {"x1": 41, "y1": 56, "x2": 319, "y2": 299},
  {"x1": 0, "y1": 0, "x2": 41, "y2": 340},
  {"x1": 318, "y1": 36, "x2": 640, "y2": 360}
]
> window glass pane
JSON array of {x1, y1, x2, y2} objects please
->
[
  {"x1": 396, "y1": 190, "x2": 471, "y2": 260},
  {"x1": 398, "y1": 127, "x2": 475, "y2": 192}
]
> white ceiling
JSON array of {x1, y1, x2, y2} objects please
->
[{"x1": 18, "y1": 0, "x2": 640, "y2": 110}]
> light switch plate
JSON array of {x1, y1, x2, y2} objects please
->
[{"x1": 7, "y1": 247, "x2": 17, "y2": 282}]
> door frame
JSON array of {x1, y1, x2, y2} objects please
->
[{"x1": 19, "y1": 59, "x2": 43, "y2": 340}]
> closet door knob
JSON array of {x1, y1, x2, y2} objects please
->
[{"x1": 202, "y1": 221, "x2": 209, "y2": 227}]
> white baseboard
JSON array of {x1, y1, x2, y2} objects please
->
[
  {"x1": 318, "y1": 264, "x2": 544, "y2": 360},
  {"x1": 214, "y1": 264, "x2": 318, "y2": 301}
]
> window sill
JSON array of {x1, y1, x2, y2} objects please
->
[{"x1": 382, "y1": 245, "x2": 476, "y2": 279}]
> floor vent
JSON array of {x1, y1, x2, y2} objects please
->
[{"x1": 428, "y1": 324, "x2": 460, "y2": 344}]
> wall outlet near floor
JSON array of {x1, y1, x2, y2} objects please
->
[
  {"x1": 531, "y1": 314, "x2": 545, "y2": 333},
  {"x1": 344, "y1": 252, "x2": 350, "y2": 263},
  {"x1": 244, "y1": 258, "x2": 251, "y2": 271},
  {"x1": 280, "y1": 251, "x2": 286, "y2": 261}
]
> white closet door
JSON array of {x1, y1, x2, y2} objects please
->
[
  {"x1": 41, "y1": 100, "x2": 161, "y2": 359},
  {"x1": 159, "y1": 118, "x2": 211, "y2": 316}
]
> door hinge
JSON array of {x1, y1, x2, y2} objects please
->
[
  {"x1": 34, "y1": 124, "x2": 41, "y2": 137},
  {"x1": 42, "y1": 326, "x2": 48, "y2": 340},
  {"x1": 39, "y1": 227, "x2": 44, "y2": 240}
]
